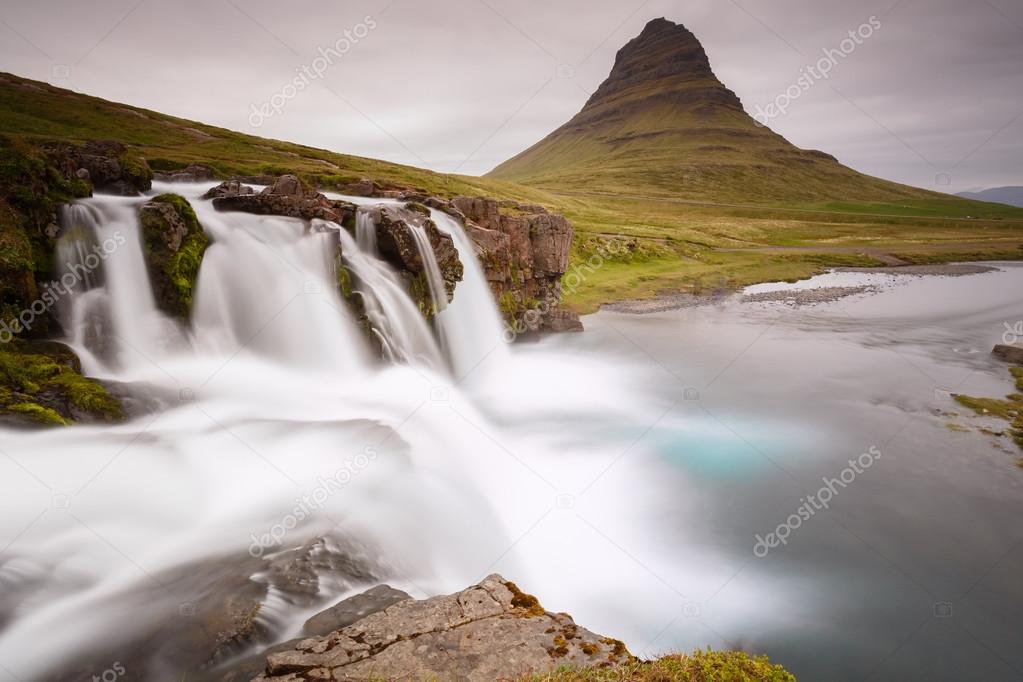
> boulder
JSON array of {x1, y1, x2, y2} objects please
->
[
  {"x1": 138, "y1": 194, "x2": 209, "y2": 319},
  {"x1": 212, "y1": 174, "x2": 355, "y2": 225},
  {"x1": 993, "y1": 344, "x2": 1023, "y2": 365},
  {"x1": 251, "y1": 575, "x2": 631, "y2": 681}
]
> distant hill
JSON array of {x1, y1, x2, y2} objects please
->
[
  {"x1": 488, "y1": 18, "x2": 942, "y2": 204},
  {"x1": 956, "y1": 187, "x2": 1023, "y2": 208}
]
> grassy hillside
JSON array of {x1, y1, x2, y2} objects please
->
[
  {"x1": 0, "y1": 72, "x2": 542, "y2": 203},
  {"x1": 2, "y1": 71, "x2": 1021, "y2": 316}
]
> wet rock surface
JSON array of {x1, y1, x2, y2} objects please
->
[
  {"x1": 213, "y1": 175, "x2": 356, "y2": 225},
  {"x1": 250, "y1": 574, "x2": 631, "y2": 682},
  {"x1": 139, "y1": 193, "x2": 210, "y2": 318},
  {"x1": 364, "y1": 203, "x2": 463, "y2": 303}
]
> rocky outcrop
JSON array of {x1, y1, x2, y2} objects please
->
[
  {"x1": 446, "y1": 196, "x2": 580, "y2": 333},
  {"x1": 250, "y1": 574, "x2": 631, "y2": 681},
  {"x1": 56, "y1": 140, "x2": 153, "y2": 196},
  {"x1": 364, "y1": 203, "x2": 463, "y2": 306},
  {"x1": 213, "y1": 175, "x2": 356, "y2": 225},
  {"x1": 139, "y1": 194, "x2": 210, "y2": 319}
]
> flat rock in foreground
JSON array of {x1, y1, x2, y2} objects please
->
[{"x1": 252, "y1": 574, "x2": 630, "y2": 681}]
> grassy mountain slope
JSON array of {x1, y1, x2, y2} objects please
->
[{"x1": 489, "y1": 19, "x2": 944, "y2": 205}]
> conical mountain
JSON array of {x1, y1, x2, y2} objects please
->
[{"x1": 488, "y1": 18, "x2": 933, "y2": 202}]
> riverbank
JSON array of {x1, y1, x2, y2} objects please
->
[{"x1": 598, "y1": 262, "x2": 1003, "y2": 314}]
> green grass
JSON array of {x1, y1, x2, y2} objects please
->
[{"x1": 520, "y1": 650, "x2": 795, "y2": 681}]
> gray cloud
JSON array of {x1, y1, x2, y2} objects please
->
[{"x1": 0, "y1": 0, "x2": 1019, "y2": 192}]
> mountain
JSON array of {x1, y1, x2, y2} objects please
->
[
  {"x1": 957, "y1": 187, "x2": 1023, "y2": 208},
  {"x1": 488, "y1": 18, "x2": 937, "y2": 203}
]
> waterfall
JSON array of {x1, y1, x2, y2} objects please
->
[
  {"x1": 430, "y1": 210, "x2": 509, "y2": 379},
  {"x1": 0, "y1": 181, "x2": 664, "y2": 682},
  {"x1": 334, "y1": 223, "x2": 445, "y2": 371},
  {"x1": 355, "y1": 209, "x2": 378, "y2": 254},
  {"x1": 56, "y1": 200, "x2": 186, "y2": 374}
]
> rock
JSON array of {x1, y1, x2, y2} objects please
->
[
  {"x1": 154, "y1": 163, "x2": 216, "y2": 183},
  {"x1": 367, "y1": 204, "x2": 464, "y2": 305},
  {"x1": 251, "y1": 575, "x2": 631, "y2": 681},
  {"x1": 139, "y1": 194, "x2": 209, "y2": 318},
  {"x1": 447, "y1": 197, "x2": 575, "y2": 333},
  {"x1": 337, "y1": 179, "x2": 378, "y2": 197},
  {"x1": 303, "y1": 585, "x2": 412, "y2": 636},
  {"x1": 544, "y1": 308, "x2": 584, "y2": 333},
  {"x1": 203, "y1": 180, "x2": 255, "y2": 200},
  {"x1": 993, "y1": 344, "x2": 1023, "y2": 364},
  {"x1": 212, "y1": 175, "x2": 356, "y2": 225},
  {"x1": 64, "y1": 140, "x2": 152, "y2": 195}
]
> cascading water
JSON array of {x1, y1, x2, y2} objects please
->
[
  {"x1": 430, "y1": 210, "x2": 509, "y2": 379},
  {"x1": 0, "y1": 181, "x2": 661, "y2": 681},
  {"x1": 333, "y1": 221, "x2": 445, "y2": 370}
]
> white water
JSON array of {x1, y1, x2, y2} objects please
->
[{"x1": 0, "y1": 182, "x2": 655, "y2": 680}]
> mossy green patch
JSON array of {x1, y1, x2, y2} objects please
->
[
  {"x1": 0, "y1": 346, "x2": 124, "y2": 427},
  {"x1": 521, "y1": 649, "x2": 795, "y2": 681},
  {"x1": 953, "y1": 365, "x2": 1023, "y2": 454}
]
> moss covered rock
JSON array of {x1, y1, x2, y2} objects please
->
[
  {"x1": 0, "y1": 342, "x2": 125, "y2": 428},
  {"x1": 0, "y1": 136, "x2": 93, "y2": 339},
  {"x1": 139, "y1": 193, "x2": 209, "y2": 319}
]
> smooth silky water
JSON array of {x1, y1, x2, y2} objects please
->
[{"x1": 1, "y1": 183, "x2": 1021, "y2": 681}]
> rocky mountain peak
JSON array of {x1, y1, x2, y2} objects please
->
[{"x1": 584, "y1": 17, "x2": 726, "y2": 110}]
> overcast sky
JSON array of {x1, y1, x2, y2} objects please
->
[{"x1": 1, "y1": 0, "x2": 1020, "y2": 192}]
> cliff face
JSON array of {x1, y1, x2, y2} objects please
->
[{"x1": 443, "y1": 196, "x2": 581, "y2": 333}]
